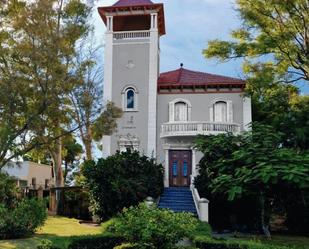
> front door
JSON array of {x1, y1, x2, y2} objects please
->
[{"x1": 169, "y1": 150, "x2": 192, "y2": 187}]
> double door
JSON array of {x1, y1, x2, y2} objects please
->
[{"x1": 169, "y1": 150, "x2": 192, "y2": 187}]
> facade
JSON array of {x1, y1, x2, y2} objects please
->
[
  {"x1": 3, "y1": 161, "x2": 54, "y2": 190},
  {"x1": 99, "y1": 0, "x2": 252, "y2": 188}
]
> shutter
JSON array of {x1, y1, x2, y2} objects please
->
[
  {"x1": 169, "y1": 102, "x2": 174, "y2": 122},
  {"x1": 227, "y1": 101, "x2": 233, "y2": 122},
  {"x1": 209, "y1": 106, "x2": 214, "y2": 122}
]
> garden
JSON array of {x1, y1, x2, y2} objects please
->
[{"x1": 1, "y1": 150, "x2": 309, "y2": 249}]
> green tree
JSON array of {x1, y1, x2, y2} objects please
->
[
  {"x1": 194, "y1": 124, "x2": 309, "y2": 238},
  {"x1": 63, "y1": 136, "x2": 83, "y2": 185},
  {"x1": 0, "y1": 0, "x2": 91, "y2": 188},
  {"x1": 204, "y1": 0, "x2": 309, "y2": 83},
  {"x1": 69, "y1": 43, "x2": 123, "y2": 160}
]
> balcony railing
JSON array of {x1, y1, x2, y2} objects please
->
[
  {"x1": 113, "y1": 31, "x2": 150, "y2": 40},
  {"x1": 160, "y1": 121, "x2": 241, "y2": 138}
]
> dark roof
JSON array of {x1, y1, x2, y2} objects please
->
[
  {"x1": 158, "y1": 67, "x2": 245, "y2": 86},
  {"x1": 113, "y1": 0, "x2": 154, "y2": 7}
]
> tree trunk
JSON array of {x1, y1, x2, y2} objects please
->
[
  {"x1": 84, "y1": 138, "x2": 92, "y2": 161},
  {"x1": 53, "y1": 136, "x2": 64, "y2": 187},
  {"x1": 259, "y1": 191, "x2": 271, "y2": 239}
]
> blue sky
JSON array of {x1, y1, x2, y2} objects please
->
[{"x1": 93, "y1": 0, "x2": 309, "y2": 94}]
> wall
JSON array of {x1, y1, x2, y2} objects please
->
[
  {"x1": 156, "y1": 92, "x2": 245, "y2": 165},
  {"x1": 110, "y1": 40, "x2": 151, "y2": 155}
]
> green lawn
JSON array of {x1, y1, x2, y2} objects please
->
[{"x1": 0, "y1": 216, "x2": 103, "y2": 249}]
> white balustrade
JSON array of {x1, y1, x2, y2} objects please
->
[
  {"x1": 190, "y1": 179, "x2": 209, "y2": 222},
  {"x1": 160, "y1": 121, "x2": 241, "y2": 138},
  {"x1": 113, "y1": 31, "x2": 150, "y2": 40}
]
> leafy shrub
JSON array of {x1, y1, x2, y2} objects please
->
[
  {"x1": 111, "y1": 203, "x2": 198, "y2": 249},
  {"x1": 83, "y1": 150, "x2": 164, "y2": 220},
  {"x1": 113, "y1": 243, "x2": 138, "y2": 249},
  {"x1": 67, "y1": 234, "x2": 124, "y2": 249},
  {"x1": 0, "y1": 198, "x2": 47, "y2": 239},
  {"x1": 0, "y1": 172, "x2": 18, "y2": 208}
]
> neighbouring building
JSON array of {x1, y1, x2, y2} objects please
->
[
  {"x1": 98, "y1": 0, "x2": 252, "y2": 188},
  {"x1": 3, "y1": 161, "x2": 54, "y2": 190}
]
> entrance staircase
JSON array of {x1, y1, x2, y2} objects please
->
[{"x1": 158, "y1": 187, "x2": 197, "y2": 215}]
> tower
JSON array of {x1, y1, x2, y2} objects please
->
[{"x1": 98, "y1": 0, "x2": 165, "y2": 158}]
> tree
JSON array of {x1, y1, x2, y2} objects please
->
[
  {"x1": 70, "y1": 42, "x2": 123, "y2": 160},
  {"x1": 63, "y1": 136, "x2": 83, "y2": 185},
  {"x1": 194, "y1": 124, "x2": 309, "y2": 238},
  {"x1": 204, "y1": 0, "x2": 309, "y2": 83},
  {"x1": 0, "y1": 0, "x2": 91, "y2": 188}
]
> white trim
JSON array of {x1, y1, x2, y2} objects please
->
[
  {"x1": 102, "y1": 30, "x2": 114, "y2": 158},
  {"x1": 147, "y1": 17, "x2": 159, "y2": 158},
  {"x1": 169, "y1": 98, "x2": 192, "y2": 122},
  {"x1": 243, "y1": 97, "x2": 252, "y2": 131},
  {"x1": 121, "y1": 86, "x2": 139, "y2": 112}
]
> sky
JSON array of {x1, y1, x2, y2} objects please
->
[{"x1": 92, "y1": 0, "x2": 309, "y2": 94}]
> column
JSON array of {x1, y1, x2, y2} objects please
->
[
  {"x1": 102, "y1": 16, "x2": 114, "y2": 158},
  {"x1": 243, "y1": 97, "x2": 252, "y2": 131}
]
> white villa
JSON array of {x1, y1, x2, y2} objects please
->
[{"x1": 99, "y1": 0, "x2": 252, "y2": 190}]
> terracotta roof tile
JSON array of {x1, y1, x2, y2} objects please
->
[
  {"x1": 158, "y1": 68, "x2": 245, "y2": 86},
  {"x1": 113, "y1": 0, "x2": 154, "y2": 7}
]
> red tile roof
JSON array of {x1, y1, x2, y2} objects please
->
[
  {"x1": 113, "y1": 0, "x2": 154, "y2": 7},
  {"x1": 158, "y1": 67, "x2": 245, "y2": 86}
]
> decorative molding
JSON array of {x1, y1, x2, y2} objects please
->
[
  {"x1": 169, "y1": 98, "x2": 192, "y2": 122},
  {"x1": 118, "y1": 134, "x2": 140, "y2": 152}
]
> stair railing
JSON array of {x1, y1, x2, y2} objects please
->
[{"x1": 190, "y1": 176, "x2": 209, "y2": 222}]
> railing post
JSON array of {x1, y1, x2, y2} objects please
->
[{"x1": 199, "y1": 198, "x2": 209, "y2": 222}]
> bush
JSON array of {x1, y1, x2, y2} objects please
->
[
  {"x1": 111, "y1": 203, "x2": 198, "y2": 249},
  {"x1": 0, "y1": 172, "x2": 18, "y2": 208},
  {"x1": 0, "y1": 198, "x2": 47, "y2": 239},
  {"x1": 67, "y1": 235, "x2": 124, "y2": 249},
  {"x1": 82, "y1": 150, "x2": 164, "y2": 220}
]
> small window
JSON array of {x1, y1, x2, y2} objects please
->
[
  {"x1": 122, "y1": 86, "x2": 138, "y2": 111},
  {"x1": 126, "y1": 89, "x2": 135, "y2": 109}
]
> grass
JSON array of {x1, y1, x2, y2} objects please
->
[{"x1": 0, "y1": 216, "x2": 103, "y2": 249}]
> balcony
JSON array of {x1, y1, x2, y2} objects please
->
[
  {"x1": 160, "y1": 121, "x2": 241, "y2": 138},
  {"x1": 113, "y1": 31, "x2": 150, "y2": 40}
]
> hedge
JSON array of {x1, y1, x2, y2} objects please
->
[
  {"x1": 194, "y1": 238, "x2": 292, "y2": 249},
  {"x1": 67, "y1": 235, "x2": 124, "y2": 249}
]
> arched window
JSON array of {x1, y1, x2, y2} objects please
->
[
  {"x1": 169, "y1": 99, "x2": 192, "y2": 122},
  {"x1": 126, "y1": 88, "x2": 135, "y2": 109},
  {"x1": 122, "y1": 86, "x2": 138, "y2": 112},
  {"x1": 175, "y1": 102, "x2": 188, "y2": 121},
  {"x1": 209, "y1": 100, "x2": 233, "y2": 123},
  {"x1": 214, "y1": 101, "x2": 227, "y2": 122}
]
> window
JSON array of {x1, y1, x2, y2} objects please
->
[
  {"x1": 122, "y1": 86, "x2": 138, "y2": 111},
  {"x1": 126, "y1": 88, "x2": 135, "y2": 109},
  {"x1": 214, "y1": 101, "x2": 227, "y2": 122},
  {"x1": 118, "y1": 135, "x2": 140, "y2": 152},
  {"x1": 175, "y1": 102, "x2": 188, "y2": 121},
  {"x1": 210, "y1": 100, "x2": 233, "y2": 123},
  {"x1": 169, "y1": 99, "x2": 192, "y2": 122}
]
